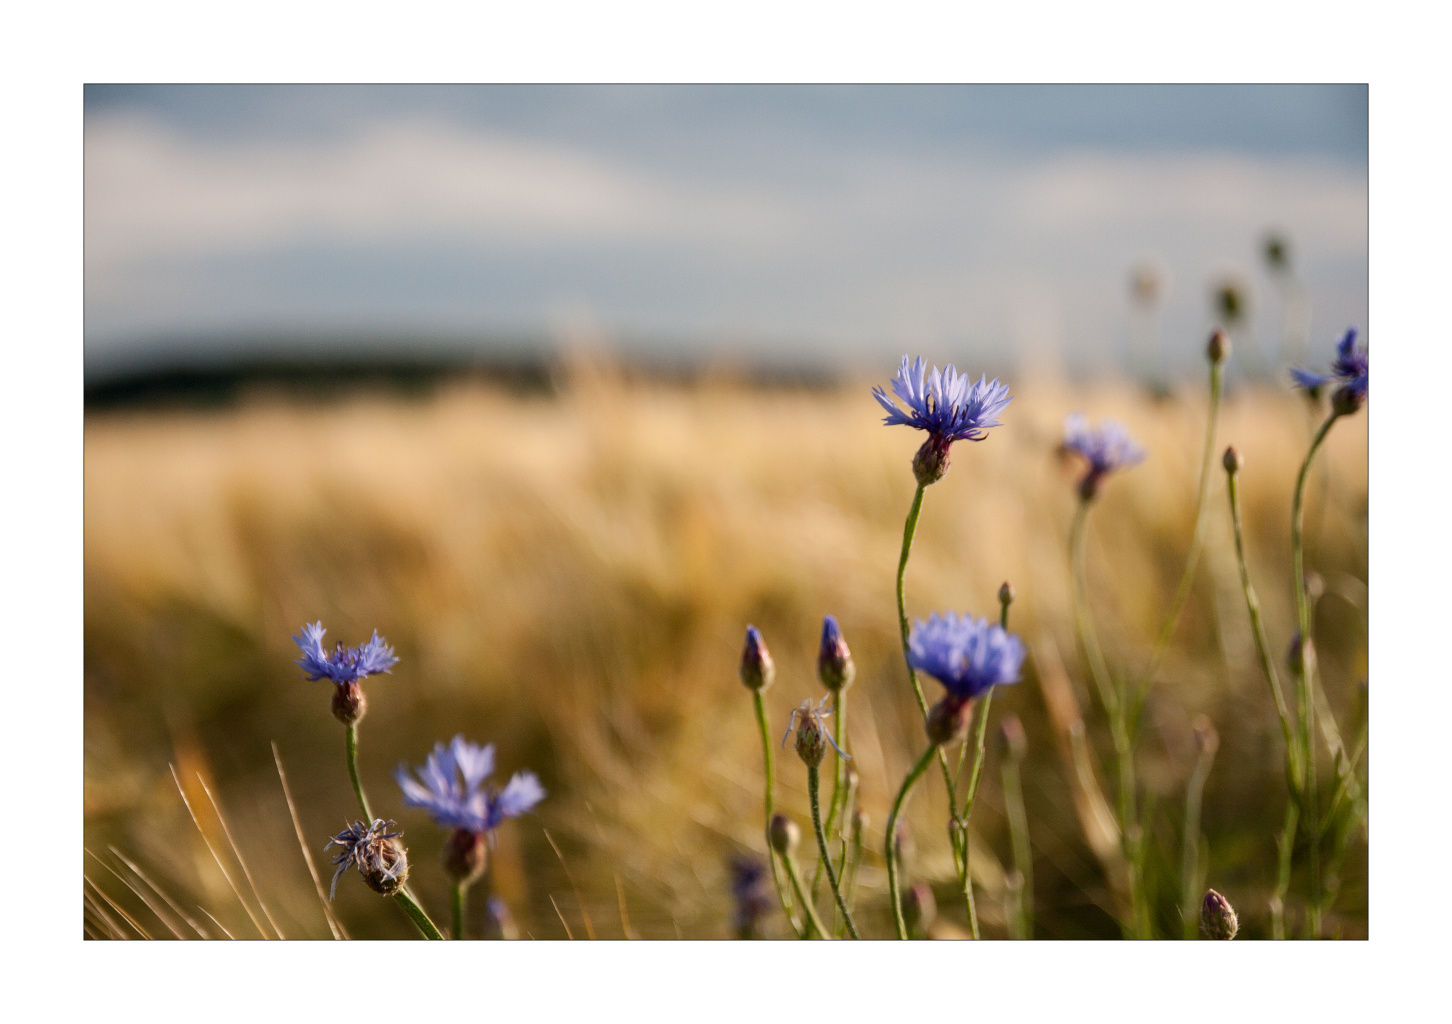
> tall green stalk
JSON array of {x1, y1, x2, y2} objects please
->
[
  {"x1": 450, "y1": 882, "x2": 466, "y2": 940},
  {"x1": 753, "y1": 690, "x2": 803, "y2": 938},
  {"x1": 345, "y1": 724, "x2": 373, "y2": 821},
  {"x1": 1180, "y1": 725, "x2": 1217, "y2": 939},
  {"x1": 1291, "y1": 409, "x2": 1341, "y2": 938},
  {"x1": 1000, "y1": 729, "x2": 1033, "y2": 939},
  {"x1": 807, "y1": 765, "x2": 860, "y2": 939},
  {"x1": 885, "y1": 744, "x2": 939, "y2": 940},
  {"x1": 781, "y1": 852, "x2": 830, "y2": 939},
  {"x1": 394, "y1": 888, "x2": 445, "y2": 940}
]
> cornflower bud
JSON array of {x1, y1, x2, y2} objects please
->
[
  {"x1": 1286, "y1": 632, "x2": 1316, "y2": 676},
  {"x1": 483, "y1": 895, "x2": 519, "y2": 940},
  {"x1": 904, "y1": 882, "x2": 937, "y2": 934},
  {"x1": 817, "y1": 616, "x2": 856, "y2": 693},
  {"x1": 998, "y1": 714, "x2": 1028, "y2": 761},
  {"x1": 852, "y1": 807, "x2": 869, "y2": 841},
  {"x1": 1193, "y1": 715, "x2": 1219, "y2": 757},
  {"x1": 1200, "y1": 888, "x2": 1239, "y2": 940},
  {"x1": 998, "y1": 580, "x2": 1015, "y2": 609},
  {"x1": 1332, "y1": 382, "x2": 1365, "y2": 417},
  {"x1": 769, "y1": 813, "x2": 801, "y2": 857},
  {"x1": 1222, "y1": 445, "x2": 1243, "y2": 475},
  {"x1": 739, "y1": 625, "x2": 775, "y2": 692},
  {"x1": 1206, "y1": 328, "x2": 1231, "y2": 365},
  {"x1": 893, "y1": 820, "x2": 915, "y2": 869}
]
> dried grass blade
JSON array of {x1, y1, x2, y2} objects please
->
[
  {"x1": 272, "y1": 741, "x2": 347, "y2": 939},
  {"x1": 84, "y1": 874, "x2": 151, "y2": 939},
  {"x1": 543, "y1": 828, "x2": 596, "y2": 940},
  {"x1": 108, "y1": 846, "x2": 209, "y2": 939},
  {"x1": 199, "y1": 906, "x2": 236, "y2": 939},
  {"x1": 85, "y1": 849, "x2": 185, "y2": 939},
  {"x1": 614, "y1": 873, "x2": 639, "y2": 940},
  {"x1": 169, "y1": 763, "x2": 270, "y2": 939},
  {"x1": 548, "y1": 894, "x2": 575, "y2": 940},
  {"x1": 83, "y1": 888, "x2": 126, "y2": 940},
  {"x1": 195, "y1": 771, "x2": 285, "y2": 939}
]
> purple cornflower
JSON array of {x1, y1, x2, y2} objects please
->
[
  {"x1": 325, "y1": 819, "x2": 409, "y2": 898},
  {"x1": 909, "y1": 612, "x2": 1025, "y2": 702},
  {"x1": 293, "y1": 621, "x2": 398, "y2": 724},
  {"x1": 729, "y1": 853, "x2": 773, "y2": 939},
  {"x1": 874, "y1": 356, "x2": 1013, "y2": 485},
  {"x1": 293, "y1": 621, "x2": 398, "y2": 685},
  {"x1": 395, "y1": 735, "x2": 545, "y2": 837},
  {"x1": 1290, "y1": 327, "x2": 1367, "y2": 413},
  {"x1": 1062, "y1": 414, "x2": 1146, "y2": 500}
]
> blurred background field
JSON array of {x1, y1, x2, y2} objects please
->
[{"x1": 82, "y1": 364, "x2": 1366, "y2": 939}]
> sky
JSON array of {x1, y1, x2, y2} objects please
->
[{"x1": 83, "y1": 85, "x2": 1368, "y2": 381}]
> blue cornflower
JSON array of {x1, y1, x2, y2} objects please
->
[
  {"x1": 1062, "y1": 414, "x2": 1146, "y2": 500},
  {"x1": 729, "y1": 853, "x2": 773, "y2": 939},
  {"x1": 395, "y1": 735, "x2": 545, "y2": 838},
  {"x1": 908, "y1": 612, "x2": 1025, "y2": 703},
  {"x1": 874, "y1": 355, "x2": 1013, "y2": 484},
  {"x1": 1290, "y1": 327, "x2": 1367, "y2": 413},
  {"x1": 293, "y1": 621, "x2": 398, "y2": 685},
  {"x1": 817, "y1": 615, "x2": 855, "y2": 693}
]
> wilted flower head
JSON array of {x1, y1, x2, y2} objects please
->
[
  {"x1": 739, "y1": 625, "x2": 775, "y2": 692},
  {"x1": 817, "y1": 615, "x2": 856, "y2": 693},
  {"x1": 294, "y1": 621, "x2": 398, "y2": 685},
  {"x1": 1062, "y1": 414, "x2": 1146, "y2": 500},
  {"x1": 729, "y1": 853, "x2": 773, "y2": 939},
  {"x1": 395, "y1": 734, "x2": 545, "y2": 837},
  {"x1": 325, "y1": 819, "x2": 408, "y2": 898},
  {"x1": 874, "y1": 356, "x2": 1013, "y2": 485},
  {"x1": 782, "y1": 695, "x2": 847, "y2": 768},
  {"x1": 1290, "y1": 327, "x2": 1367, "y2": 413}
]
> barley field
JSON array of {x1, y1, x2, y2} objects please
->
[{"x1": 82, "y1": 361, "x2": 1367, "y2": 940}]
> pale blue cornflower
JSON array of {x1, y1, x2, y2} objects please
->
[
  {"x1": 1291, "y1": 327, "x2": 1367, "y2": 413},
  {"x1": 874, "y1": 356, "x2": 1013, "y2": 484},
  {"x1": 908, "y1": 612, "x2": 1026, "y2": 703},
  {"x1": 1062, "y1": 414, "x2": 1146, "y2": 500},
  {"x1": 293, "y1": 621, "x2": 398, "y2": 685},
  {"x1": 395, "y1": 735, "x2": 545, "y2": 837}
]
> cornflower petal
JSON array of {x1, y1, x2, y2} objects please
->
[{"x1": 908, "y1": 612, "x2": 1025, "y2": 701}]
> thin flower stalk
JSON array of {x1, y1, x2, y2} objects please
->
[
  {"x1": 346, "y1": 724, "x2": 372, "y2": 821},
  {"x1": 1180, "y1": 720, "x2": 1218, "y2": 940},
  {"x1": 807, "y1": 764, "x2": 860, "y2": 939},
  {"x1": 752, "y1": 689, "x2": 803, "y2": 938},
  {"x1": 885, "y1": 744, "x2": 939, "y2": 940},
  {"x1": 1000, "y1": 718, "x2": 1033, "y2": 939},
  {"x1": 396, "y1": 888, "x2": 445, "y2": 940},
  {"x1": 780, "y1": 850, "x2": 830, "y2": 939}
]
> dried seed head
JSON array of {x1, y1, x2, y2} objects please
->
[
  {"x1": 769, "y1": 813, "x2": 801, "y2": 857},
  {"x1": 326, "y1": 819, "x2": 409, "y2": 899},
  {"x1": 1201, "y1": 889, "x2": 1239, "y2": 940},
  {"x1": 783, "y1": 696, "x2": 844, "y2": 769}
]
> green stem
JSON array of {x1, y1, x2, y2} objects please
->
[
  {"x1": 394, "y1": 887, "x2": 445, "y2": 940},
  {"x1": 845, "y1": 813, "x2": 865, "y2": 917},
  {"x1": 1292, "y1": 411, "x2": 1340, "y2": 938},
  {"x1": 885, "y1": 744, "x2": 939, "y2": 940},
  {"x1": 957, "y1": 688, "x2": 996, "y2": 939},
  {"x1": 451, "y1": 882, "x2": 466, "y2": 940},
  {"x1": 1001, "y1": 753, "x2": 1033, "y2": 939},
  {"x1": 1226, "y1": 469, "x2": 1302, "y2": 789},
  {"x1": 1180, "y1": 743, "x2": 1216, "y2": 940},
  {"x1": 782, "y1": 854, "x2": 830, "y2": 939},
  {"x1": 345, "y1": 723, "x2": 373, "y2": 822},
  {"x1": 1070, "y1": 497, "x2": 1144, "y2": 936},
  {"x1": 1271, "y1": 802, "x2": 1300, "y2": 941},
  {"x1": 807, "y1": 765, "x2": 860, "y2": 939},
  {"x1": 812, "y1": 692, "x2": 850, "y2": 906},
  {"x1": 752, "y1": 690, "x2": 803, "y2": 938},
  {"x1": 1138, "y1": 361, "x2": 1223, "y2": 701}
]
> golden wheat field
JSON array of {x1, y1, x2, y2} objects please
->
[{"x1": 82, "y1": 363, "x2": 1367, "y2": 940}]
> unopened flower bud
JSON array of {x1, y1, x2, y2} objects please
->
[
  {"x1": 851, "y1": 807, "x2": 869, "y2": 841},
  {"x1": 1332, "y1": 383, "x2": 1365, "y2": 417},
  {"x1": 1303, "y1": 570, "x2": 1324, "y2": 603},
  {"x1": 817, "y1": 616, "x2": 856, "y2": 693},
  {"x1": 925, "y1": 694, "x2": 974, "y2": 747},
  {"x1": 998, "y1": 714, "x2": 1028, "y2": 761},
  {"x1": 483, "y1": 895, "x2": 519, "y2": 940},
  {"x1": 1286, "y1": 632, "x2": 1316, "y2": 675},
  {"x1": 441, "y1": 827, "x2": 488, "y2": 885},
  {"x1": 1222, "y1": 445, "x2": 1243, "y2": 475},
  {"x1": 1192, "y1": 715, "x2": 1219, "y2": 758},
  {"x1": 739, "y1": 625, "x2": 775, "y2": 692},
  {"x1": 912, "y1": 435, "x2": 953, "y2": 487},
  {"x1": 998, "y1": 580, "x2": 1015, "y2": 608},
  {"x1": 331, "y1": 680, "x2": 367, "y2": 725},
  {"x1": 904, "y1": 882, "x2": 937, "y2": 934},
  {"x1": 1206, "y1": 328, "x2": 1231, "y2": 365},
  {"x1": 1200, "y1": 888, "x2": 1239, "y2": 940},
  {"x1": 893, "y1": 821, "x2": 915, "y2": 869},
  {"x1": 769, "y1": 813, "x2": 801, "y2": 857}
]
